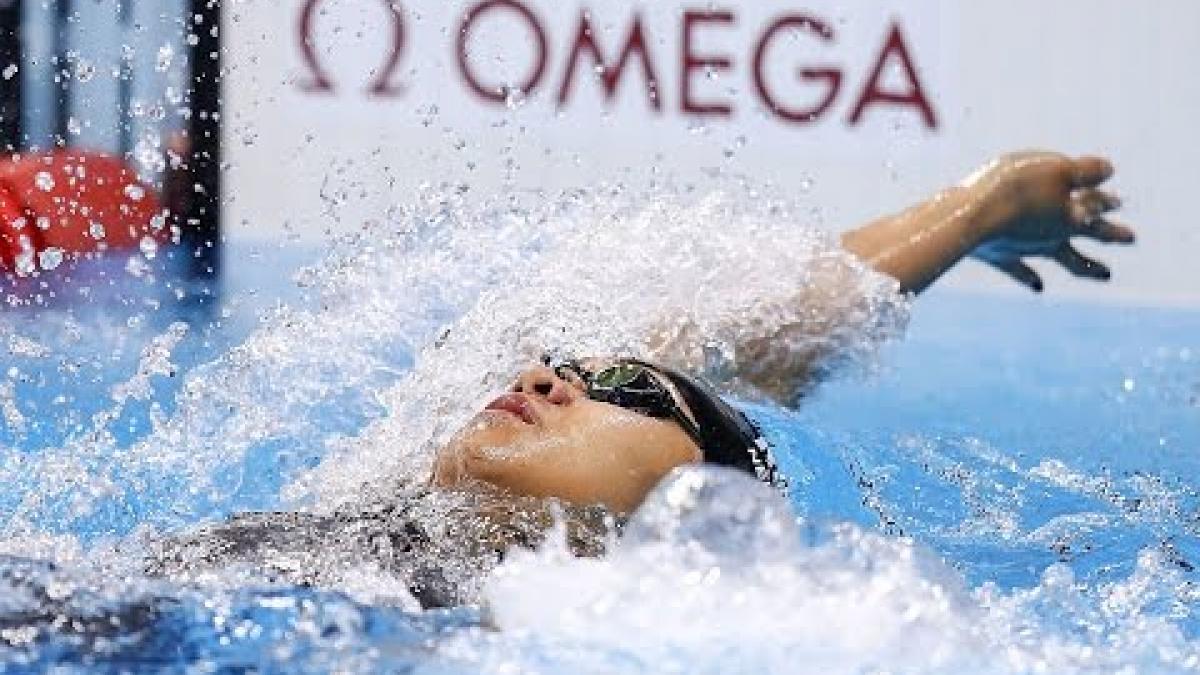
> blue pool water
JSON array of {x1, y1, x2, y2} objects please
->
[{"x1": 0, "y1": 198, "x2": 1197, "y2": 672}]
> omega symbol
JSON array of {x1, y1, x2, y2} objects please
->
[{"x1": 298, "y1": 0, "x2": 406, "y2": 97}]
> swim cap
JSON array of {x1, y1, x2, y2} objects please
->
[{"x1": 642, "y1": 361, "x2": 788, "y2": 494}]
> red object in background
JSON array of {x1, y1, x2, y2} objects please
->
[{"x1": 0, "y1": 150, "x2": 168, "y2": 273}]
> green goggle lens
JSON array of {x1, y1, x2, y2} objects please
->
[{"x1": 591, "y1": 364, "x2": 643, "y2": 389}]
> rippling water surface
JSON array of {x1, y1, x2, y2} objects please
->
[{"x1": 0, "y1": 187, "x2": 1196, "y2": 673}]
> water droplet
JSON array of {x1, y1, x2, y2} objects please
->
[
  {"x1": 14, "y1": 250, "x2": 34, "y2": 277},
  {"x1": 2, "y1": 64, "x2": 18, "y2": 80},
  {"x1": 38, "y1": 247, "x2": 63, "y2": 271},
  {"x1": 139, "y1": 235, "x2": 158, "y2": 259},
  {"x1": 34, "y1": 172, "x2": 54, "y2": 192},
  {"x1": 66, "y1": 116, "x2": 81, "y2": 136},
  {"x1": 186, "y1": 33, "x2": 200, "y2": 46},
  {"x1": 126, "y1": 253, "x2": 149, "y2": 277},
  {"x1": 504, "y1": 88, "x2": 527, "y2": 110},
  {"x1": 88, "y1": 221, "x2": 106, "y2": 240},
  {"x1": 156, "y1": 45, "x2": 174, "y2": 72},
  {"x1": 124, "y1": 184, "x2": 146, "y2": 202},
  {"x1": 74, "y1": 59, "x2": 96, "y2": 83},
  {"x1": 1122, "y1": 378, "x2": 1135, "y2": 392}
]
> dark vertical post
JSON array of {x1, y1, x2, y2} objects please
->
[
  {"x1": 53, "y1": 0, "x2": 70, "y2": 146},
  {"x1": 183, "y1": 0, "x2": 221, "y2": 280},
  {"x1": 116, "y1": 0, "x2": 131, "y2": 157},
  {"x1": 0, "y1": 0, "x2": 20, "y2": 151}
]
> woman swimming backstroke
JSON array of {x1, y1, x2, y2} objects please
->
[
  {"x1": 153, "y1": 150, "x2": 1134, "y2": 606},
  {"x1": 429, "y1": 150, "x2": 1134, "y2": 514}
]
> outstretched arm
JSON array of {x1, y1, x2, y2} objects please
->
[
  {"x1": 841, "y1": 152, "x2": 1136, "y2": 294},
  {"x1": 649, "y1": 151, "x2": 1138, "y2": 405}
]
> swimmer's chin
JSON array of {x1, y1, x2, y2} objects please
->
[
  {"x1": 434, "y1": 417, "x2": 535, "y2": 486},
  {"x1": 433, "y1": 439, "x2": 528, "y2": 489}
]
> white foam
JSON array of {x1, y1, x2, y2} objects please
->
[{"x1": 436, "y1": 467, "x2": 1200, "y2": 674}]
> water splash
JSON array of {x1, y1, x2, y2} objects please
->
[
  {"x1": 455, "y1": 467, "x2": 1200, "y2": 674},
  {"x1": 284, "y1": 185, "x2": 906, "y2": 507},
  {"x1": 0, "y1": 181, "x2": 904, "y2": 534},
  {"x1": 0, "y1": 181, "x2": 1193, "y2": 672}
]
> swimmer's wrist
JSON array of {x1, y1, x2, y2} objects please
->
[
  {"x1": 959, "y1": 178, "x2": 1019, "y2": 244},
  {"x1": 936, "y1": 183, "x2": 1008, "y2": 249},
  {"x1": 958, "y1": 155, "x2": 1052, "y2": 241}
]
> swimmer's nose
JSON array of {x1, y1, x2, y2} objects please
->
[{"x1": 512, "y1": 366, "x2": 577, "y2": 405}]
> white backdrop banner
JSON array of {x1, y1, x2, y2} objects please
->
[{"x1": 224, "y1": 0, "x2": 1199, "y2": 305}]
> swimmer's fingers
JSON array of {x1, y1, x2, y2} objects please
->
[
  {"x1": 984, "y1": 258, "x2": 1045, "y2": 293},
  {"x1": 1053, "y1": 243, "x2": 1111, "y2": 281},
  {"x1": 1070, "y1": 156, "x2": 1115, "y2": 189},
  {"x1": 1079, "y1": 218, "x2": 1137, "y2": 245},
  {"x1": 1069, "y1": 189, "x2": 1122, "y2": 224},
  {"x1": 1068, "y1": 188, "x2": 1135, "y2": 244}
]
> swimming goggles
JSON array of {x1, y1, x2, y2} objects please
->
[
  {"x1": 543, "y1": 356, "x2": 788, "y2": 494},
  {"x1": 546, "y1": 358, "x2": 704, "y2": 447}
]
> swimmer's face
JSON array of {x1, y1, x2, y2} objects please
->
[{"x1": 432, "y1": 362, "x2": 702, "y2": 514}]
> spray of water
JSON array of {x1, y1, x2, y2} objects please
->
[
  {"x1": 0, "y1": 181, "x2": 903, "y2": 592},
  {"x1": 447, "y1": 467, "x2": 1200, "y2": 674},
  {"x1": 0, "y1": 183, "x2": 1196, "y2": 672},
  {"x1": 284, "y1": 184, "x2": 907, "y2": 508}
]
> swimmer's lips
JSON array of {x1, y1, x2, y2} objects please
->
[{"x1": 484, "y1": 393, "x2": 539, "y2": 425}]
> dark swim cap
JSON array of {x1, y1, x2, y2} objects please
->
[{"x1": 640, "y1": 361, "x2": 788, "y2": 494}]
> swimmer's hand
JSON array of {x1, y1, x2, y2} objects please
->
[{"x1": 967, "y1": 151, "x2": 1136, "y2": 292}]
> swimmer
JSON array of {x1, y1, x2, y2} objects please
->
[
  {"x1": 430, "y1": 150, "x2": 1134, "y2": 514},
  {"x1": 152, "y1": 150, "x2": 1134, "y2": 606}
]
